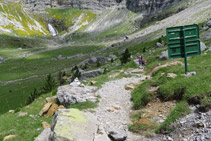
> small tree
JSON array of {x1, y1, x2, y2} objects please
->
[
  {"x1": 42, "y1": 74, "x2": 56, "y2": 93},
  {"x1": 97, "y1": 62, "x2": 101, "y2": 67},
  {"x1": 143, "y1": 47, "x2": 146, "y2": 53},
  {"x1": 58, "y1": 71, "x2": 66, "y2": 85},
  {"x1": 25, "y1": 88, "x2": 38, "y2": 105},
  {"x1": 71, "y1": 66, "x2": 81, "y2": 82},
  {"x1": 120, "y1": 49, "x2": 131, "y2": 65}
]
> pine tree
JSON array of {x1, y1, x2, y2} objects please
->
[
  {"x1": 42, "y1": 74, "x2": 56, "y2": 93},
  {"x1": 25, "y1": 88, "x2": 38, "y2": 105},
  {"x1": 120, "y1": 49, "x2": 131, "y2": 65},
  {"x1": 71, "y1": 66, "x2": 81, "y2": 82}
]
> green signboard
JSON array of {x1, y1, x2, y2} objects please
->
[{"x1": 166, "y1": 24, "x2": 201, "y2": 73}]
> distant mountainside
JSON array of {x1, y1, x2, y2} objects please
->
[
  {"x1": 0, "y1": 0, "x2": 182, "y2": 37},
  {"x1": 0, "y1": 0, "x2": 50, "y2": 36},
  {"x1": 6, "y1": 0, "x2": 181, "y2": 14}
]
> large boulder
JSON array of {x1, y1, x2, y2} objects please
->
[
  {"x1": 108, "y1": 129, "x2": 127, "y2": 141},
  {"x1": 200, "y1": 42, "x2": 207, "y2": 51},
  {"x1": 51, "y1": 109, "x2": 98, "y2": 141},
  {"x1": 57, "y1": 79, "x2": 97, "y2": 106},
  {"x1": 96, "y1": 56, "x2": 108, "y2": 63},
  {"x1": 79, "y1": 69, "x2": 104, "y2": 80},
  {"x1": 35, "y1": 128, "x2": 51, "y2": 141},
  {"x1": 88, "y1": 56, "x2": 97, "y2": 64},
  {"x1": 159, "y1": 50, "x2": 168, "y2": 60},
  {"x1": 108, "y1": 54, "x2": 117, "y2": 62}
]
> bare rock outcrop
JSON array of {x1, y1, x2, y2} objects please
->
[
  {"x1": 10, "y1": 0, "x2": 181, "y2": 15},
  {"x1": 57, "y1": 78, "x2": 97, "y2": 106}
]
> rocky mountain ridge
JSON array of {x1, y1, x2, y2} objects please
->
[{"x1": 7, "y1": 0, "x2": 181, "y2": 14}]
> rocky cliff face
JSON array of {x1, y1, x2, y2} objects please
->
[
  {"x1": 126, "y1": 0, "x2": 182, "y2": 14},
  {"x1": 10, "y1": 0, "x2": 181, "y2": 14}
]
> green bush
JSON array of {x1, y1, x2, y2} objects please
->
[{"x1": 51, "y1": 88, "x2": 58, "y2": 96}]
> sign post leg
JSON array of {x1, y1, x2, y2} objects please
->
[
  {"x1": 184, "y1": 54, "x2": 188, "y2": 74},
  {"x1": 182, "y1": 26, "x2": 188, "y2": 74}
]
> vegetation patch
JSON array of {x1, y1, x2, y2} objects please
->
[
  {"x1": 0, "y1": 92, "x2": 53, "y2": 141},
  {"x1": 46, "y1": 8, "x2": 96, "y2": 33},
  {"x1": 131, "y1": 81, "x2": 154, "y2": 110},
  {"x1": 155, "y1": 101, "x2": 190, "y2": 133},
  {"x1": 67, "y1": 101, "x2": 98, "y2": 111}
]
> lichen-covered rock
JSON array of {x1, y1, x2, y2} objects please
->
[{"x1": 51, "y1": 109, "x2": 98, "y2": 141}]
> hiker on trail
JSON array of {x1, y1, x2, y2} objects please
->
[
  {"x1": 144, "y1": 60, "x2": 147, "y2": 65},
  {"x1": 139, "y1": 57, "x2": 142, "y2": 65},
  {"x1": 142, "y1": 59, "x2": 147, "y2": 67}
]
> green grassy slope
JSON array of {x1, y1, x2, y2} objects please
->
[{"x1": 0, "y1": 44, "x2": 102, "y2": 114}]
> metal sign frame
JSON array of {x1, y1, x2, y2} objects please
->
[{"x1": 166, "y1": 24, "x2": 201, "y2": 73}]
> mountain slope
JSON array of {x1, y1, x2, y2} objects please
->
[{"x1": 0, "y1": 0, "x2": 50, "y2": 36}]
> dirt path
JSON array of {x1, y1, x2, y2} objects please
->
[{"x1": 93, "y1": 76, "x2": 150, "y2": 141}]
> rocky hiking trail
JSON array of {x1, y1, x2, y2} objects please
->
[
  {"x1": 93, "y1": 77, "x2": 148, "y2": 141},
  {"x1": 45, "y1": 66, "x2": 152, "y2": 141}
]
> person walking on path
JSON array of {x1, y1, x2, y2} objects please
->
[{"x1": 139, "y1": 57, "x2": 142, "y2": 65}]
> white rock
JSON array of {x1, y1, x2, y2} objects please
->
[{"x1": 8, "y1": 110, "x2": 15, "y2": 113}]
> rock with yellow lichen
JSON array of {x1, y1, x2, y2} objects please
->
[{"x1": 51, "y1": 108, "x2": 98, "y2": 141}]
